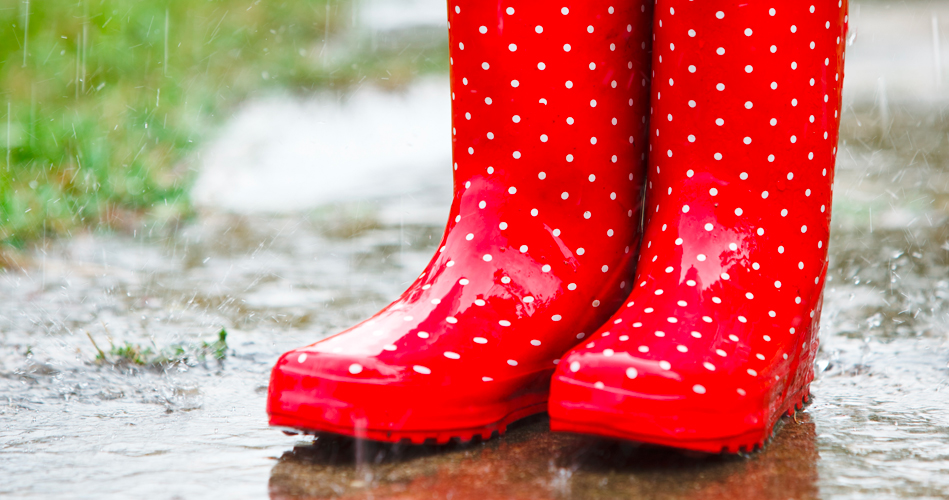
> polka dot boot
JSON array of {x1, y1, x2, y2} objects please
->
[
  {"x1": 549, "y1": 0, "x2": 848, "y2": 453},
  {"x1": 268, "y1": 1, "x2": 653, "y2": 444}
]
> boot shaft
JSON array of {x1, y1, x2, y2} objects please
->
[
  {"x1": 446, "y1": 1, "x2": 653, "y2": 235},
  {"x1": 645, "y1": 0, "x2": 848, "y2": 303}
]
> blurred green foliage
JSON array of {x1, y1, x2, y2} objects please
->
[{"x1": 0, "y1": 0, "x2": 447, "y2": 248}]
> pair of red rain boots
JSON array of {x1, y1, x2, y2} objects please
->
[{"x1": 267, "y1": 0, "x2": 848, "y2": 453}]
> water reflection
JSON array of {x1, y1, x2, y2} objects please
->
[{"x1": 269, "y1": 413, "x2": 818, "y2": 499}]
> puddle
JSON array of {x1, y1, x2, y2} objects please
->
[{"x1": 191, "y1": 79, "x2": 452, "y2": 215}]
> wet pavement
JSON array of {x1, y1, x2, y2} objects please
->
[
  {"x1": 4, "y1": 3, "x2": 949, "y2": 499},
  {"x1": 4, "y1": 102, "x2": 949, "y2": 499}
]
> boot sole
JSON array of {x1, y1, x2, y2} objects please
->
[
  {"x1": 549, "y1": 380, "x2": 813, "y2": 454},
  {"x1": 270, "y1": 401, "x2": 547, "y2": 445}
]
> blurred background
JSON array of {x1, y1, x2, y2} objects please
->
[{"x1": 2, "y1": 1, "x2": 949, "y2": 499}]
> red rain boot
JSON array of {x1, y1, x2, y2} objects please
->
[
  {"x1": 549, "y1": 0, "x2": 848, "y2": 453},
  {"x1": 267, "y1": 1, "x2": 652, "y2": 444}
]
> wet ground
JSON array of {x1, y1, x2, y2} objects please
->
[
  {"x1": 4, "y1": 2, "x2": 949, "y2": 499},
  {"x1": 3, "y1": 104, "x2": 949, "y2": 499}
]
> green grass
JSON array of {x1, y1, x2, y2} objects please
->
[
  {"x1": 88, "y1": 328, "x2": 229, "y2": 367},
  {"x1": 0, "y1": 0, "x2": 447, "y2": 248}
]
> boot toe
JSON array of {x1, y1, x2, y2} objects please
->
[
  {"x1": 550, "y1": 348, "x2": 771, "y2": 452},
  {"x1": 268, "y1": 347, "x2": 553, "y2": 442}
]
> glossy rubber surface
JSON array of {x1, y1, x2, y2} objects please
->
[
  {"x1": 268, "y1": 1, "x2": 653, "y2": 443},
  {"x1": 549, "y1": 0, "x2": 849, "y2": 453}
]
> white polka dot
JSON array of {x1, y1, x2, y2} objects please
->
[{"x1": 414, "y1": 365, "x2": 431, "y2": 375}]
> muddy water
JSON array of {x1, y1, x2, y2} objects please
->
[{"x1": 2, "y1": 104, "x2": 949, "y2": 499}]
